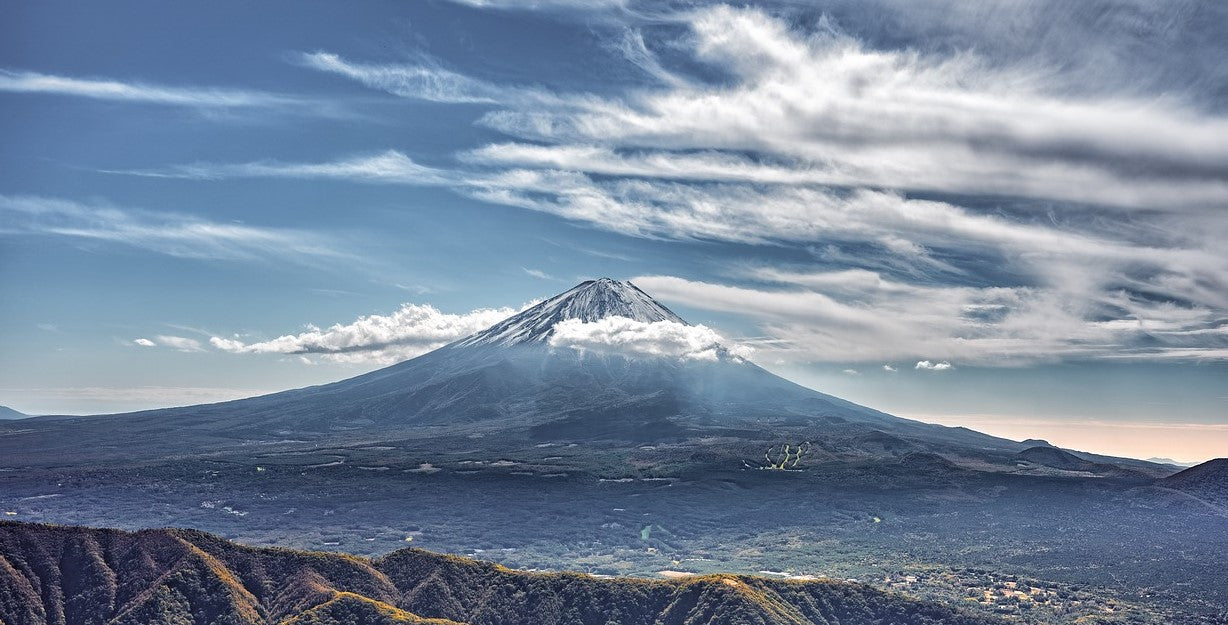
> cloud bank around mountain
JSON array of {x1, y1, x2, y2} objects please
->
[
  {"x1": 210, "y1": 303, "x2": 519, "y2": 364},
  {"x1": 548, "y1": 316, "x2": 749, "y2": 361}
]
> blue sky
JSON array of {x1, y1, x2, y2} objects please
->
[{"x1": 2, "y1": 0, "x2": 1225, "y2": 461}]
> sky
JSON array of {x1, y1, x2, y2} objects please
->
[{"x1": 1, "y1": 0, "x2": 1225, "y2": 463}]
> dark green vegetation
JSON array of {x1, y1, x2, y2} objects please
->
[
  {"x1": 0, "y1": 280, "x2": 1223, "y2": 623},
  {"x1": 0, "y1": 522, "x2": 1000, "y2": 625}
]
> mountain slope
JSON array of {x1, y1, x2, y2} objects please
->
[
  {"x1": 0, "y1": 279, "x2": 923, "y2": 462},
  {"x1": 0, "y1": 406, "x2": 27, "y2": 420},
  {"x1": 1159, "y1": 458, "x2": 1228, "y2": 507},
  {"x1": 0, "y1": 521, "x2": 1000, "y2": 625},
  {"x1": 0, "y1": 278, "x2": 1163, "y2": 476},
  {"x1": 1016, "y1": 445, "x2": 1100, "y2": 471}
]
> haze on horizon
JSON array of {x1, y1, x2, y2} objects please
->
[{"x1": 1, "y1": 0, "x2": 1225, "y2": 463}]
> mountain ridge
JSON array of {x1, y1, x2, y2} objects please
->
[{"x1": 0, "y1": 521, "x2": 1001, "y2": 625}]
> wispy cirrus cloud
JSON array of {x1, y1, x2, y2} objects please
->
[
  {"x1": 0, "y1": 195, "x2": 350, "y2": 265},
  {"x1": 100, "y1": 3, "x2": 1228, "y2": 367},
  {"x1": 114, "y1": 150, "x2": 454, "y2": 185},
  {"x1": 299, "y1": 52, "x2": 504, "y2": 104},
  {"x1": 296, "y1": 51, "x2": 585, "y2": 108},
  {"x1": 632, "y1": 273, "x2": 1228, "y2": 365},
  {"x1": 443, "y1": 0, "x2": 627, "y2": 9},
  {"x1": 522, "y1": 267, "x2": 559, "y2": 281},
  {"x1": 472, "y1": 6, "x2": 1228, "y2": 212},
  {"x1": 0, "y1": 69, "x2": 302, "y2": 109}
]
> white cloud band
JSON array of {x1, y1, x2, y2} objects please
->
[
  {"x1": 547, "y1": 316, "x2": 748, "y2": 362},
  {"x1": 209, "y1": 303, "x2": 518, "y2": 364}
]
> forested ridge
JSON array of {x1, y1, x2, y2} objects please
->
[{"x1": 0, "y1": 522, "x2": 999, "y2": 625}]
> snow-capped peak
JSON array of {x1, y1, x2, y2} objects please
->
[{"x1": 456, "y1": 278, "x2": 686, "y2": 347}]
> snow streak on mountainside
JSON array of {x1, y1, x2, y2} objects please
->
[{"x1": 456, "y1": 278, "x2": 686, "y2": 347}]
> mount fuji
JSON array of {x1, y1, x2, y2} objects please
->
[{"x1": 0, "y1": 278, "x2": 1165, "y2": 475}]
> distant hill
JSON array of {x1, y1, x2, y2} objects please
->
[
  {"x1": 0, "y1": 405, "x2": 27, "y2": 420},
  {"x1": 0, "y1": 521, "x2": 1000, "y2": 625},
  {"x1": 1015, "y1": 445, "x2": 1147, "y2": 478},
  {"x1": 1018, "y1": 438, "x2": 1052, "y2": 447},
  {"x1": 1146, "y1": 457, "x2": 1198, "y2": 467},
  {"x1": 1160, "y1": 458, "x2": 1228, "y2": 507},
  {"x1": 1016, "y1": 445, "x2": 1098, "y2": 471}
]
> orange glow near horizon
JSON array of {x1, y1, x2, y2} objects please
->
[{"x1": 908, "y1": 414, "x2": 1228, "y2": 465}]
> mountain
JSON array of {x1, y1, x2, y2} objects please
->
[
  {"x1": 456, "y1": 278, "x2": 685, "y2": 347},
  {"x1": 0, "y1": 278, "x2": 1165, "y2": 477},
  {"x1": 1014, "y1": 445, "x2": 1153, "y2": 479},
  {"x1": 0, "y1": 521, "x2": 1000, "y2": 625},
  {"x1": 0, "y1": 279, "x2": 901, "y2": 462},
  {"x1": 1147, "y1": 457, "x2": 1198, "y2": 467},
  {"x1": 1159, "y1": 458, "x2": 1228, "y2": 507},
  {"x1": 1016, "y1": 446, "x2": 1098, "y2": 471},
  {"x1": 0, "y1": 405, "x2": 27, "y2": 420}
]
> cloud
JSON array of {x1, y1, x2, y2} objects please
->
[
  {"x1": 842, "y1": 369, "x2": 860, "y2": 376},
  {"x1": 547, "y1": 315, "x2": 748, "y2": 361},
  {"x1": 0, "y1": 69, "x2": 300, "y2": 109},
  {"x1": 0, "y1": 195, "x2": 350, "y2": 265},
  {"x1": 915, "y1": 360, "x2": 954, "y2": 371},
  {"x1": 300, "y1": 52, "x2": 501, "y2": 104},
  {"x1": 209, "y1": 302, "x2": 518, "y2": 365},
  {"x1": 444, "y1": 0, "x2": 626, "y2": 9},
  {"x1": 100, "y1": 4, "x2": 1227, "y2": 367},
  {"x1": 133, "y1": 338, "x2": 156, "y2": 347},
  {"x1": 153, "y1": 335, "x2": 205, "y2": 352},
  {"x1": 882, "y1": 365, "x2": 897, "y2": 372},
  {"x1": 129, "y1": 150, "x2": 1227, "y2": 337},
  {"x1": 115, "y1": 150, "x2": 453, "y2": 185},
  {"x1": 474, "y1": 6, "x2": 1228, "y2": 211},
  {"x1": 522, "y1": 268, "x2": 557, "y2": 280},
  {"x1": 632, "y1": 274, "x2": 1228, "y2": 365}
]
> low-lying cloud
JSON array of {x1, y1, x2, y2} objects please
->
[
  {"x1": 209, "y1": 303, "x2": 518, "y2": 364},
  {"x1": 548, "y1": 316, "x2": 748, "y2": 361}
]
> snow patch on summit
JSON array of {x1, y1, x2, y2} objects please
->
[{"x1": 457, "y1": 278, "x2": 686, "y2": 347}]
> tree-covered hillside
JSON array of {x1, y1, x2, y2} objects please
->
[{"x1": 0, "y1": 521, "x2": 999, "y2": 625}]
